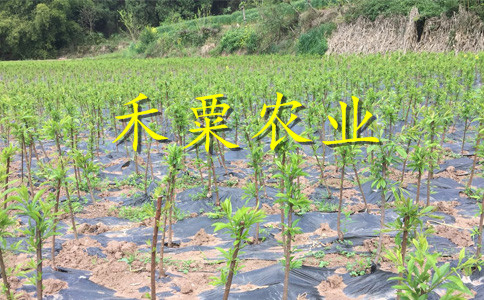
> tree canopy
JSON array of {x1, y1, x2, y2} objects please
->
[{"x1": 0, "y1": 0, "x2": 240, "y2": 60}]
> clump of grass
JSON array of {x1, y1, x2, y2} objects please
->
[
  {"x1": 119, "y1": 202, "x2": 155, "y2": 221},
  {"x1": 297, "y1": 23, "x2": 335, "y2": 55}
]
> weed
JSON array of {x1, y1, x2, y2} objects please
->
[
  {"x1": 225, "y1": 178, "x2": 238, "y2": 187},
  {"x1": 119, "y1": 202, "x2": 155, "y2": 221},
  {"x1": 174, "y1": 207, "x2": 190, "y2": 221},
  {"x1": 316, "y1": 201, "x2": 338, "y2": 212},
  {"x1": 312, "y1": 250, "x2": 326, "y2": 259},
  {"x1": 346, "y1": 257, "x2": 372, "y2": 277}
]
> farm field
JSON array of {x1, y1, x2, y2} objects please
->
[{"x1": 0, "y1": 53, "x2": 483, "y2": 299}]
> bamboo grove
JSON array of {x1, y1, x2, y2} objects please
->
[{"x1": 0, "y1": 52, "x2": 483, "y2": 299}]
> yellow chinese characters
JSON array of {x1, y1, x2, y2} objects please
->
[
  {"x1": 324, "y1": 96, "x2": 379, "y2": 145},
  {"x1": 113, "y1": 93, "x2": 167, "y2": 151},
  {"x1": 253, "y1": 92, "x2": 312, "y2": 150},
  {"x1": 184, "y1": 94, "x2": 239, "y2": 152}
]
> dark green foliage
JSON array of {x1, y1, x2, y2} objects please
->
[
  {"x1": 218, "y1": 26, "x2": 259, "y2": 54},
  {"x1": 0, "y1": 0, "x2": 82, "y2": 59},
  {"x1": 2, "y1": 0, "x2": 481, "y2": 59},
  {"x1": 297, "y1": 23, "x2": 335, "y2": 55},
  {"x1": 346, "y1": 0, "x2": 461, "y2": 22},
  {"x1": 0, "y1": 0, "x2": 221, "y2": 60}
]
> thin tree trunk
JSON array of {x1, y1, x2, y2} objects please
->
[
  {"x1": 51, "y1": 179, "x2": 61, "y2": 271},
  {"x1": 210, "y1": 148, "x2": 220, "y2": 206},
  {"x1": 280, "y1": 151, "x2": 286, "y2": 247},
  {"x1": 26, "y1": 143, "x2": 34, "y2": 197},
  {"x1": 158, "y1": 213, "x2": 167, "y2": 278},
  {"x1": 467, "y1": 137, "x2": 481, "y2": 189},
  {"x1": 282, "y1": 205, "x2": 293, "y2": 300},
  {"x1": 0, "y1": 248, "x2": 12, "y2": 300},
  {"x1": 337, "y1": 162, "x2": 345, "y2": 241},
  {"x1": 223, "y1": 225, "x2": 245, "y2": 300},
  {"x1": 74, "y1": 166, "x2": 82, "y2": 200},
  {"x1": 217, "y1": 139, "x2": 228, "y2": 175},
  {"x1": 151, "y1": 196, "x2": 163, "y2": 298},
  {"x1": 85, "y1": 175, "x2": 96, "y2": 203},
  {"x1": 374, "y1": 162, "x2": 387, "y2": 264},
  {"x1": 207, "y1": 152, "x2": 212, "y2": 198},
  {"x1": 476, "y1": 195, "x2": 483, "y2": 258},
  {"x1": 134, "y1": 150, "x2": 139, "y2": 175},
  {"x1": 3, "y1": 156, "x2": 9, "y2": 209},
  {"x1": 398, "y1": 216, "x2": 410, "y2": 300},
  {"x1": 66, "y1": 185, "x2": 78, "y2": 240},
  {"x1": 401, "y1": 217, "x2": 409, "y2": 264},
  {"x1": 167, "y1": 176, "x2": 175, "y2": 248},
  {"x1": 462, "y1": 119, "x2": 469, "y2": 155},
  {"x1": 196, "y1": 146, "x2": 205, "y2": 186},
  {"x1": 353, "y1": 164, "x2": 367, "y2": 211},
  {"x1": 20, "y1": 138, "x2": 24, "y2": 183},
  {"x1": 314, "y1": 149, "x2": 331, "y2": 195},
  {"x1": 416, "y1": 170, "x2": 422, "y2": 205},
  {"x1": 400, "y1": 140, "x2": 412, "y2": 183},
  {"x1": 144, "y1": 139, "x2": 152, "y2": 194},
  {"x1": 36, "y1": 228, "x2": 42, "y2": 300},
  {"x1": 440, "y1": 127, "x2": 447, "y2": 149},
  {"x1": 427, "y1": 131, "x2": 435, "y2": 207},
  {"x1": 32, "y1": 141, "x2": 40, "y2": 162},
  {"x1": 38, "y1": 139, "x2": 48, "y2": 159},
  {"x1": 403, "y1": 98, "x2": 413, "y2": 127},
  {"x1": 254, "y1": 169, "x2": 260, "y2": 244}
]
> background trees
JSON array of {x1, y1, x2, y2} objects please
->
[{"x1": 0, "y1": 0, "x2": 227, "y2": 59}]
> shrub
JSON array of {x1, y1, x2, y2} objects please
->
[
  {"x1": 257, "y1": 3, "x2": 299, "y2": 51},
  {"x1": 345, "y1": 0, "x2": 460, "y2": 22},
  {"x1": 297, "y1": 23, "x2": 335, "y2": 55},
  {"x1": 218, "y1": 26, "x2": 258, "y2": 54}
]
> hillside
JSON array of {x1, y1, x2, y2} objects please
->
[
  {"x1": 108, "y1": 0, "x2": 484, "y2": 58},
  {"x1": 2, "y1": 0, "x2": 484, "y2": 60}
]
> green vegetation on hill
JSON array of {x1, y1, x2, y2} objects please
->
[
  {"x1": 131, "y1": 0, "x2": 335, "y2": 57},
  {"x1": 345, "y1": 0, "x2": 484, "y2": 21},
  {"x1": 1, "y1": 0, "x2": 483, "y2": 60}
]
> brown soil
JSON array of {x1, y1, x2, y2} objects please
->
[
  {"x1": 333, "y1": 188, "x2": 361, "y2": 201},
  {"x1": 240, "y1": 259, "x2": 276, "y2": 272},
  {"x1": 301, "y1": 177, "x2": 317, "y2": 196},
  {"x1": 230, "y1": 160, "x2": 248, "y2": 169},
  {"x1": 77, "y1": 222, "x2": 109, "y2": 235},
  {"x1": 326, "y1": 177, "x2": 354, "y2": 189},
  {"x1": 387, "y1": 167, "x2": 419, "y2": 187},
  {"x1": 433, "y1": 201, "x2": 459, "y2": 216},
  {"x1": 181, "y1": 228, "x2": 221, "y2": 247},
  {"x1": 434, "y1": 166, "x2": 468, "y2": 183},
  {"x1": 77, "y1": 201, "x2": 119, "y2": 218},
  {"x1": 167, "y1": 272, "x2": 214, "y2": 299},
  {"x1": 274, "y1": 231, "x2": 311, "y2": 246},
  {"x1": 55, "y1": 237, "x2": 103, "y2": 271},
  {"x1": 344, "y1": 203, "x2": 378, "y2": 214},
  {"x1": 14, "y1": 253, "x2": 32, "y2": 270},
  {"x1": 362, "y1": 235, "x2": 395, "y2": 261},
  {"x1": 317, "y1": 275, "x2": 357, "y2": 300},
  {"x1": 433, "y1": 225, "x2": 474, "y2": 247},
  {"x1": 43, "y1": 278, "x2": 68, "y2": 295},
  {"x1": 454, "y1": 216, "x2": 480, "y2": 230},
  {"x1": 90, "y1": 260, "x2": 151, "y2": 298},
  {"x1": 314, "y1": 223, "x2": 338, "y2": 238},
  {"x1": 261, "y1": 203, "x2": 281, "y2": 215},
  {"x1": 379, "y1": 261, "x2": 398, "y2": 273},
  {"x1": 104, "y1": 241, "x2": 138, "y2": 259}
]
